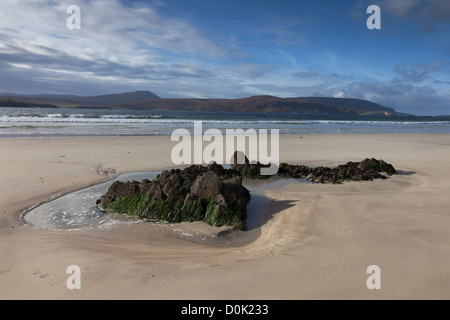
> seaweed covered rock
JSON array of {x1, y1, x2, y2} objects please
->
[
  {"x1": 357, "y1": 158, "x2": 396, "y2": 175},
  {"x1": 96, "y1": 164, "x2": 250, "y2": 230},
  {"x1": 230, "y1": 151, "x2": 273, "y2": 179},
  {"x1": 96, "y1": 156, "x2": 396, "y2": 231},
  {"x1": 229, "y1": 150, "x2": 396, "y2": 184},
  {"x1": 279, "y1": 157, "x2": 396, "y2": 184}
]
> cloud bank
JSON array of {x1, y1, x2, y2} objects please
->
[{"x1": 0, "y1": 0, "x2": 448, "y2": 115}]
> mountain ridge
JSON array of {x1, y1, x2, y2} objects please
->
[
  {"x1": 0, "y1": 91, "x2": 161, "y2": 107},
  {"x1": 0, "y1": 91, "x2": 402, "y2": 116}
]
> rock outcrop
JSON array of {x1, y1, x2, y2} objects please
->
[
  {"x1": 230, "y1": 151, "x2": 396, "y2": 183},
  {"x1": 278, "y1": 158, "x2": 396, "y2": 184},
  {"x1": 96, "y1": 164, "x2": 250, "y2": 230},
  {"x1": 97, "y1": 154, "x2": 396, "y2": 229},
  {"x1": 230, "y1": 151, "x2": 273, "y2": 178}
]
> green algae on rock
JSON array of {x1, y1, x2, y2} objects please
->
[
  {"x1": 96, "y1": 164, "x2": 250, "y2": 230},
  {"x1": 96, "y1": 154, "x2": 396, "y2": 230}
]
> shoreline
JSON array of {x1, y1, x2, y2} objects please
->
[
  {"x1": 2, "y1": 131, "x2": 450, "y2": 140},
  {"x1": 1, "y1": 133, "x2": 450, "y2": 299}
]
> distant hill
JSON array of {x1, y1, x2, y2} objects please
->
[
  {"x1": 0, "y1": 91, "x2": 400, "y2": 116},
  {"x1": 80, "y1": 91, "x2": 161, "y2": 106},
  {"x1": 0, "y1": 99, "x2": 58, "y2": 109},
  {"x1": 113, "y1": 95, "x2": 399, "y2": 116},
  {"x1": 298, "y1": 97, "x2": 396, "y2": 114},
  {"x1": 0, "y1": 91, "x2": 161, "y2": 107}
]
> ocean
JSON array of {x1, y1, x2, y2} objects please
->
[{"x1": 1, "y1": 106, "x2": 450, "y2": 137}]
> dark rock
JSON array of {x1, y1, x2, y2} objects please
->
[
  {"x1": 96, "y1": 156, "x2": 396, "y2": 231},
  {"x1": 97, "y1": 164, "x2": 250, "y2": 230},
  {"x1": 190, "y1": 171, "x2": 223, "y2": 198},
  {"x1": 280, "y1": 157, "x2": 396, "y2": 184},
  {"x1": 223, "y1": 176, "x2": 243, "y2": 186},
  {"x1": 278, "y1": 163, "x2": 311, "y2": 178},
  {"x1": 230, "y1": 151, "x2": 271, "y2": 179},
  {"x1": 357, "y1": 158, "x2": 396, "y2": 175},
  {"x1": 207, "y1": 161, "x2": 226, "y2": 176}
]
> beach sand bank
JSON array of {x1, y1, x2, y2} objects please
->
[{"x1": 1, "y1": 134, "x2": 450, "y2": 299}]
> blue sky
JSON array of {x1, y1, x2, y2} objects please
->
[{"x1": 0, "y1": 0, "x2": 449, "y2": 115}]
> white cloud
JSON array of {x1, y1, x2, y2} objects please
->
[
  {"x1": 334, "y1": 91, "x2": 345, "y2": 98},
  {"x1": 0, "y1": 0, "x2": 226, "y2": 95},
  {"x1": 316, "y1": 80, "x2": 450, "y2": 115}
]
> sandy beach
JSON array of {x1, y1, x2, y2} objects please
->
[{"x1": 1, "y1": 133, "x2": 450, "y2": 299}]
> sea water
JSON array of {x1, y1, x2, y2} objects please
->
[
  {"x1": 22, "y1": 172, "x2": 160, "y2": 230},
  {"x1": 1, "y1": 107, "x2": 450, "y2": 137}
]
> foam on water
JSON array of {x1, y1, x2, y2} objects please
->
[
  {"x1": 2, "y1": 106, "x2": 450, "y2": 137},
  {"x1": 22, "y1": 172, "x2": 160, "y2": 231}
]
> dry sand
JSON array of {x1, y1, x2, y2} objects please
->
[{"x1": 1, "y1": 133, "x2": 450, "y2": 299}]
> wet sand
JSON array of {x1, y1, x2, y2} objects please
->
[{"x1": 1, "y1": 134, "x2": 450, "y2": 299}]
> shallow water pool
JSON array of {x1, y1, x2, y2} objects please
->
[{"x1": 22, "y1": 172, "x2": 306, "y2": 231}]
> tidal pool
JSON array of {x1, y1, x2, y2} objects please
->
[{"x1": 22, "y1": 171, "x2": 306, "y2": 232}]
